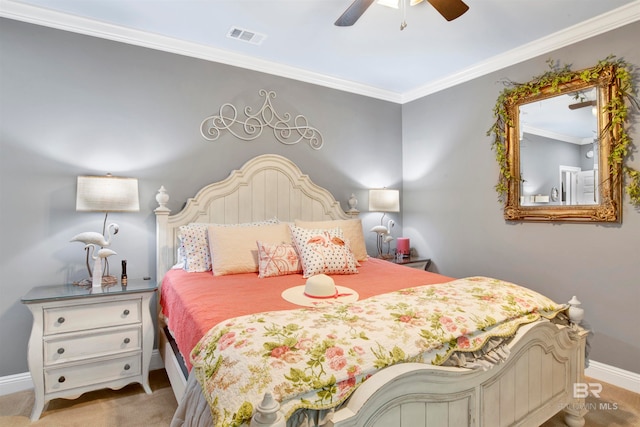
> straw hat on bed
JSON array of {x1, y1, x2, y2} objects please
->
[{"x1": 282, "y1": 274, "x2": 358, "y2": 307}]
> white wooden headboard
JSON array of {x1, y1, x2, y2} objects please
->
[{"x1": 155, "y1": 154, "x2": 352, "y2": 282}]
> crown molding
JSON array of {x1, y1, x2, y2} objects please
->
[
  {"x1": 0, "y1": 0, "x2": 403, "y2": 103},
  {"x1": 401, "y1": 1, "x2": 640, "y2": 103},
  {"x1": 2, "y1": 0, "x2": 639, "y2": 104}
]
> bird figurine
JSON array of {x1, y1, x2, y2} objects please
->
[
  {"x1": 71, "y1": 223, "x2": 120, "y2": 286},
  {"x1": 370, "y1": 225, "x2": 388, "y2": 234},
  {"x1": 70, "y1": 223, "x2": 119, "y2": 247},
  {"x1": 370, "y1": 219, "x2": 395, "y2": 258},
  {"x1": 383, "y1": 234, "x2": 395, "y2": 257},
  {"x1": 85, "y1": 244, "x2": 117, "y2": 288}
]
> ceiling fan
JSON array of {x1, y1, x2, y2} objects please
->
[
  {"x1": 335, "y1": 0, "x2": 469, "y2": 27},
  {"x1": 568, "y1": 100, "x2": 597, "y2": 110}
]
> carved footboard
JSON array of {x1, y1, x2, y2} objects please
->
[
  {"x1": 324, "y1": 321, "x2": 588, "y2": 427},
  {"x1": 248, "y1": 320, "x2": 587, "y2": 427}
]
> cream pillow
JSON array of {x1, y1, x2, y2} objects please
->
[
  {"x1": 178, "y1": 218, "x2": 278, "y2": 272},
  {"x1": 294, "y1": 219, "x2": 367, "y2": 261},
  {"x1": 209, "y1": 223, "x2": 291, "y2": 275}
]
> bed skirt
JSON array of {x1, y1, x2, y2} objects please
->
[{"x1": 171, "y1": 373, "x2": 335, "y2": 427}]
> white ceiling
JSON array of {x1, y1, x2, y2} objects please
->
[{"x1": 2, "y1": 0, "x2": 639, "y2": 103}]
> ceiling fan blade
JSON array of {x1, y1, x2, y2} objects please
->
[
  {"x1": 568, "y1": 100, "x2": 597, "y2": 110},
  {"x1": 335, "y1": 0, "x2": 375, "y2": 26},
  {"x1": 427, "y1": 0, "x2": 469, "y2": 21}
]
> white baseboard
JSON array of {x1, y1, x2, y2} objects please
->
[
  {"x1": 0, "y1": 350, "x2": 164, "y2": 396},
  {"x1": 586, "y1": 360, "x2": 640, "y2": 394},
  {"x1": 0, "y1": 371, "x2": 32, "y2": 397},
  {"x1": 149, "y1": 349, "x2": 166, "y2": 371},
  {"x1": 1, "y1": 355, "x2": 636, "y2": 397}
]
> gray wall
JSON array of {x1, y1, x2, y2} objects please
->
[
  {"x1": 402, "y1": 21, "x2": 640, "y2": 373},
  {"x1": 0, "y1": 19, "x2": 402, "y2": 376},
  {"x1": 520, "y1": 133, "x2": 583, "y2": 203}
]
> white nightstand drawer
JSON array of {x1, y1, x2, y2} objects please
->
[
  {"x1": 44, "y1": 299, "x2": 141, "y2": 335},
  {"x1": 44, "y1": 353, "x2": 141, "y2": 394},
  {"x1": 44, "y1": 326, "x2": 142, "y2": 365}
]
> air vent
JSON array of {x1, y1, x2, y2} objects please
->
[{"x1": 227, "y1": 27, "x2": 266, "y2": 45}]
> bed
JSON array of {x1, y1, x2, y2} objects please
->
[{"x1": 155, "y1": 154, "x2": 589, "y2": 427}]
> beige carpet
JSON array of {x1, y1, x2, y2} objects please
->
[
  {"x1": 0, "y1": 370, "x2": 177, "y2": 427},
  {"x1": 541, "y1": 377, "x2": 640, "y2": 427},
  {"x1": 1, "y1": 370, "x2": 638, "y2": 426}
]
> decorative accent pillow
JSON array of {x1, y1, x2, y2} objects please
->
[
  {"x1": 294, "y1": 219, "x2": 368, "y2": 262},
  {"x1": 289, "y1": 225, "x2": 359, "y2": 278},
  {"x1": 256, "y1": 241, "x2": 302, "y2": 278},
  {"x1": 209, "y1": 223, "x2": 291, "y2": 276},
  {"x1": 178, "y1": 224, "x2": 211, "y2": 273},
  {"x1": 178, "y1": 218, "x2": 278, "y2": 273}
]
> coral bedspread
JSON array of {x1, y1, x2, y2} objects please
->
[{"x1": 160, "y1": 258, "x2": 452, "y2": 371}]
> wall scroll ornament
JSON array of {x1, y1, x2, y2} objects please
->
[{"x1": 200, "y1": 89, "x2": 324, "y2": 150}]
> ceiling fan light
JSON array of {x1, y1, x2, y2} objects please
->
[
  {"x1": 427, "y1": 0, "x2": 469, "y2": 21},
  {"x1": 377, "y1": 0, "x2": 423, "y2": 8},
  {"x1": 377, "y1": 0, "x2": 399, "y2": 9}
]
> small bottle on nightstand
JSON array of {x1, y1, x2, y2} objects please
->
[{"x1": 121, "y1": 260, "x2": 128, "y2": 285}]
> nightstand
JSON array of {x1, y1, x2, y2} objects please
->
[
  {"x1": 21, "y1": 279, "x2": 157, "y2": 421},
  {"x1": 390, "y1": 257, "x2": 432, "y2": 271}
]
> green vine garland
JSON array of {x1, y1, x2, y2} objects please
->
[{"x1": 487, "y1": 56, "x2": 640, "y2": 207}]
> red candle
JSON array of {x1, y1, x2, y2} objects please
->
[{"x1": 396, "y1": 237, "x2": 410, "y2": 257}]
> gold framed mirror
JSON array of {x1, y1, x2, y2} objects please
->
[{"x1": 490, "y1": 59, "x2": 638, "y2": 223}]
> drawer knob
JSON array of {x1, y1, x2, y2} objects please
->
[
  {"x1": 57, "y1": 348, "x2": 65, "y2": 354},
  {"x1": 123, "y1": 338, "x2": 130, "y2": 344},
  {"x1": 57, "y1": 317, "x2": 65, "y2": 324},
  {"x1": 124, "y1": 364, "x2": 131, "y2": 371},
  {"x1": 58, "y1": 376, "x2": 66, "y2": 383},
  {"x1": 123, "y1": 309, "x2": 130, "y2": 316}
]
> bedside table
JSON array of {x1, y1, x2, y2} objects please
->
[
  {"x1": 21, "y1": 279, "x2": 157, "y2": 421},
  {"x1": 390, "y1": 257, "x2": 432, "y2": 271}
]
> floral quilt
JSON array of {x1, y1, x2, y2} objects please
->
[{"x1": 190, "y1": 276, "x2": 565, "y2": 427}]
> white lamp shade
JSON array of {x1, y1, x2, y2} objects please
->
[
  {"x1": 76, "y1": 175, "x2": 140, "y2": 212},
  {"x1": 369, "y1": 189, "x2": 400, "y2": 213}
]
